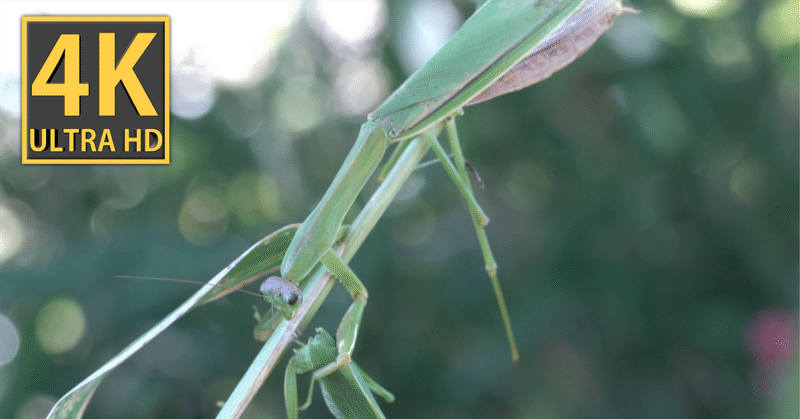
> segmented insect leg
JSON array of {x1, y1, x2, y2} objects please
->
[{"x1": 444, "y1": 115, "x2": 519, "y2": 362}]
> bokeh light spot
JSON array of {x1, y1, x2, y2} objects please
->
[
  {"x1": 396, "y1": 0, "x2": 462, "y2": 74},
  {"x1": 670, "y1": 0, "x2": 743, "y2": 18},
  {"x1": 257, "y1": 174, "x2": 283, "y2": 221},
  {"x1": 334, "y1": 59, "x2": 390, "y2": 116},
  {"x1": 308, "y1": 0, "x2": 387, "y2": 53},
  {"x1": 172, "y1": 1, "x2": 301, "y2": 85},
  {"x1": 757, "y1": 0, "x2": 799, "y2": 50},
  {"x1": 35, "y1": 297, "x2": 86, "y2": 355},
  {"x1": 171, "y1": 62, "x2": 216, "y2": 120},
  {"x1": 745, "y1": 309, "x2": 798, "y2": 369},
  {"x1": 0, "y1": 204, "x2": 24, "y2": 266},
  {"x1": 226, "y1": 172, "x2": 284, "y2": 225},
  {"x1": 179, "y1": 186, "x2": 229, "y2": 245},
  {"x1": 730, "y1": 160, "x2": 765, "y2": 205},
  {"x1": 702, "y1": 26, "x2": 757, "y2": 82},
  {"x1": 227, "y1": 172, "x2": 264, "y2": 227},
  {"x1": 186, "y1": 187, "x2": 228, "y2": 223},
  {"x1": 646, "y1": 6, "x2": 689, "y2": 46},
  {"x1": 274, "y1": 76, "x2": 331, "y2": 133},
  {"x1": 606, "y1": 12, "x2": 665, "y2": 65},
  {"x1": 0, "y1": 72, "x2": 20, "y2": 118},
  {"x1": 15, "y1": 394, "x2": 57, "y2": 419},
  {"x1": 218, "y1": 89, "x2": 267, "y2": 140},
  {"x1": 107, "y1": 167, "x2": 149, "y2": 209},
  {"x1": 0, "y1": 314, "x2": 20, "y2": 366},
  {"x1": 705, "y1": 32, "x2": 750, "y2": 67}
]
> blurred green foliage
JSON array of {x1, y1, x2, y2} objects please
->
[{"x1": 1, "y1": 1, "x2": 797, "y2": 418}]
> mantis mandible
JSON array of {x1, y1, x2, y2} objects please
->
[{"x1": 266, "y1": 0, "x2": 634, "y2": 372}]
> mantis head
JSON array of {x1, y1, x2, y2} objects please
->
[{"x1": 260, "y1": 276, "x2": 302, "y2": 320}]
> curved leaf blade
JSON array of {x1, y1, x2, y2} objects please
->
[{"x1": 46, "y1": 224, "x2": 299, "y2": 419}]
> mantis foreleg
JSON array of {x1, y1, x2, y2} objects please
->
[
  {"x1": 282, "y1": 122, "x2": 388, "y2": 281},
  {"x1": 318, "y1": 249, "x2": 368, "y2": 362}
]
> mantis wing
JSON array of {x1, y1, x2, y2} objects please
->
[
  {"x1": 319, "y1": 365, "x2": 387, "y2": 419},
  {"x1": 369, "y1": 0, "x2": 628, "y2": 140}
]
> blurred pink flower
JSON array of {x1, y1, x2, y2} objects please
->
[{"x1": 745, "y1": 309, "x2": 798, "y2": 370}]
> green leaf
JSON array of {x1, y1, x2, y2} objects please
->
[
  {"x1": 198, "y1": 224, "x2": 299, "y2": 305},
  {"x1": 45, "y1": 224, "x2": 299, "y2": 419}
]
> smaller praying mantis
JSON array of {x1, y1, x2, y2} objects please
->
[
  {"x1": 119, "y1": 269, "x2": 394, "y2": 419},
  {"x1": 260, "y1": 278, "x2": 395, "y2": 419},
  {"x1": 285, "y1": 328, "x2": 394, "y2": 419}
]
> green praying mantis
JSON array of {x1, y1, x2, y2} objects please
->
[
  {"x1": 285, "y1": 328, "x2": 395, "y2": 419},
  {"x1": 262, "y1": 0, "x2": 635, "y2": 417},
  {"x1": 44, "y1": 1, "x2": 635, "y2": 419}
]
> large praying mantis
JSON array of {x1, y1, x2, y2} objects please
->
[
  {"x1": 44, "y1": 1, "x2": 634, "y2": 419},
  {"x1": 266, "y1": 0, "x2": 635, "y2": 417}
]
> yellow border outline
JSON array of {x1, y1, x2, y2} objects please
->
[{"x1": 21, "y1": 16, "x2": 170, "y2": 165}]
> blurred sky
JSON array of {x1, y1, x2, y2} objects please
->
[
  {"x1": 3, "y1": 0, "x2": 796, "y2": 119},
  {"x1": 1, "y1": 1, "x2": 399, "y2": 117}
]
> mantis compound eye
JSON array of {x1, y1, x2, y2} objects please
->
[{"x1": 260, "y1": 276, "x2": 303, "y2": 307}]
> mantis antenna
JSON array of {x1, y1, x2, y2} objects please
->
[{"x1": 114, "y1": 274, "x2": 297, "y2": 303}]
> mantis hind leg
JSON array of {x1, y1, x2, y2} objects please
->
[
  {"x1": 432, "y1": 116, "x2": 520, "y2": 362},
  {"x1": 423, "y1": 128, "x2": 490, "y2": 226},
  {"x1": 298, "y1": 372, "x2": 316, "y2": 411},
  {"x1": 353, "y1": 363, "x2": 395, "y2": 403}
]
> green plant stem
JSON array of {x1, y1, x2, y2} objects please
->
[{"x1": 216, "y1": 136, "x2": 431, "y2": 419}]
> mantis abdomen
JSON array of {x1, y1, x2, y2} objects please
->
[{"x1": 468, "y1": 0, "x2": 635, "y2": 105}]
